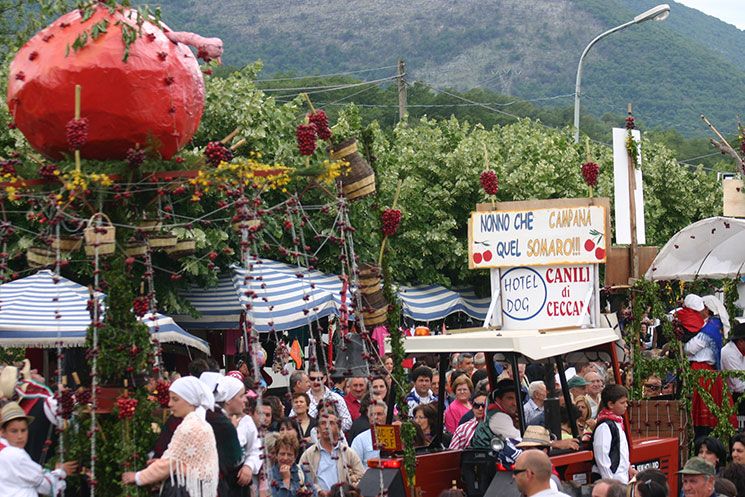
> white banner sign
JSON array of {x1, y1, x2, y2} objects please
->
[
  {"x1": 469, "y1": 205, "x2": 607, "y2": 268},
  {"x1": 612, "y1": 127, "x2": 646, "y2": 245},
  {"x1": 500, "y1": 265, "x2": 593, "y2": 329}
]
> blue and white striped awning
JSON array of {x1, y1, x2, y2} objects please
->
[
  {"x1": 139, "y1": 313, "x2": 210, "y2": 354},
  {"x1": 175, "y1": 260, "x2": 488, "y2": 330},
  {"x1": 0, "y1": 270, "x2": 209, "y2": 353},
  {"x1": 398, "y1": 285, "x2": 490, "y2": 322},
  {"x1": 175, "y1": 259, "x2": 353, "y2": 332},
  {"x1": 0, "y1": 270, "x2": 94, "y2": 347}
]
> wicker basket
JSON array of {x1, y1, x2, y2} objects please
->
[
  {"x1": 51, "y1": 236, "x2": 82, "y2": 252},
  {"x1": 164, "y1": 239, "x2": 196, "y2": 257},
  {"x1": 231, "y1": 219, "x2": 261, "y2": 233},
  {"x1": 358, "y1": 263, "x2": 382, "y2": 295},
  {"x1": 27, "y1": 247, "x2": 60, "y2": 268},
  {"x1": 137, "y1": 219, "x2": 162, "y2": 232},
  {"x1": 330, "y1": 138, "x2": 376, "y2": 201},
  {"x1": 84, "y1": 213, "x2": 116, "y2": 256},
  {"x1": 148, "y1": 232, "x2": 178, "y2": 249},
  {"x1": 124, "y1": 240, "x2": 148, "y2": 257}
]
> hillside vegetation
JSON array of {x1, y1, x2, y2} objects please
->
[{"x1": 148, "y1": 0, "x2": 745, "y2": 137}]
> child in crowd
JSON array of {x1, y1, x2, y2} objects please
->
[
  {"x1": 0, "y1": 402, "x2": 78, "y2": 496},
  {"x1": 592, "y1": 384, "x2": 634, "y2": 484}
]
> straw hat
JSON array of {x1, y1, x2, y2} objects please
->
[
  {"x1": 516, "y1": 425, "x2": 552, "y2": 448},
  {"x1": 0, "y1": 365, "x2": 19, "y2": 399},
  {"x1": 1, "y1": 401, "x2": 34, "y2": 428}
]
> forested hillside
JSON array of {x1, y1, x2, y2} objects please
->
[{"x1": 147, "y1": 0, "x2": 745, "y2": 136}]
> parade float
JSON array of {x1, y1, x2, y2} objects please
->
[{"x1": 0, "y1": 2, "x2": 389, "y2": 494}]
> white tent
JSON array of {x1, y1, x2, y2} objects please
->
[{"x1": 645, "y1": 217, "x2": 745, "y2": 281}]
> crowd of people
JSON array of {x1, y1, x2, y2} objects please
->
[{"x1": 1, "y1": 292, "x2": 745, "y2": 497}]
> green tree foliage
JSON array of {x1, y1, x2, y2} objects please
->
[{"x1": 351, "y1": 114, "x2": 721, "y2": 289}]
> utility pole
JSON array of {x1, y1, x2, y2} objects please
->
[
  {"x1": 397, "y1": 59, "x2": 407, "y2": 121},
  {"x1": 626, "y1": 103, "x2": 639, "y2": 281}
]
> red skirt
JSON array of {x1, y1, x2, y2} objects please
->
[{"x1": 691, "y1": 361, "x2": 737, "y2": 428}]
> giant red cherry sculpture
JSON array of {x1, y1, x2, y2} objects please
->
[{"x1": 7, "y1": 3, "x2": 213, "y2": 160}]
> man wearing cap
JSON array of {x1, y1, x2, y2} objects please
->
[
  {"x1": 721, "y1": 323, "x2": 745, "y2": 417},
  {"x1": 567, "y1": 376, "x2": 589, "y2": 402},
  {"x1": 0, "y1": 401, "x2": 78, "y2": 496},
  {"x1": 679, "y1": 456, "x2": 720, "y2": 497}
]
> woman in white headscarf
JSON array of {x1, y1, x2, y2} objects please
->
[
  {"x1": 703, "y1": 295, "x2": 731, "y2": 339},
  {"x1": 122, "y1": 377, "x2": 219, "y2": 497},
  {"x1": 215, "y1": 374, "x2": 262, "y2": 489}
]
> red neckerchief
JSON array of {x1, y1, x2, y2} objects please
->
[
  {"x1": 488, "y1": 399, "x2": 519, "y2": 428},
  {"x1": 597, "y1": 408, "x2": 623, "y2": 424}
]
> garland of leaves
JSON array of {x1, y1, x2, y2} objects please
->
[
  {"x1": 631, "y1": 278, "x2": 745, "y2": 445},
  {"x1": 382, "y1": 251, "x2": 416, "y2": 488},
  {"x1": 625, "y1": 115, "x2": 640, "y2": 169}
]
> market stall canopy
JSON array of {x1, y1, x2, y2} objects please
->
[
  {"x1": 388, "y1": 326, "x2": 619, "y2": 361},
  {"x1": 138, "y1": 312, "x2": 210, "y2": 354},
  {"x1": 175, "y1": 259, "x2": 354, "y2": 332},
  {"x1": 0, "y1": 270, "x2": 209, "y2": 353},
  {"x1": 398, "y1": 285, "x2": 490, "y2": 322},
  {"x1": 645, "y1": 217, "x2": 745, "y2": 281}
]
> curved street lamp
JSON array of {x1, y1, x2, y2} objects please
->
[{"x1": 573, "y1": 4, "x2": 670, "y2": 143}]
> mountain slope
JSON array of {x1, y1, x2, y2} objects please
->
[{"x1": 149, "y1": 0, "x2": 745, "y2": 136}]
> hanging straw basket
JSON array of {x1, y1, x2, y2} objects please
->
[
  {"x1": 124, "y1": 240, "x2": 148, "y2": 257},
  {"x1": 51, "y1": 235, "x2": 82, "y2": 252},
  {"x1": 330, "y1": 138, "x2": 376, "y2": 201},
  {"x1": 137, "y1": 219, "x2": 162, "y2": 232},
  {"x1": 231, "y1": 219, "x2": 261, "y2": 233},
  {"x1": 359, "y1": 262, "x2": 388, "y2": 328},
  {"x1": 84, "y1": 213, "x2": 116, "y2": 256},
  {"x1": 164, "y1": 238, "x2": 196, "y2": 257},
  {"x1": 27, "y1": 247, "x2": 64, "y2": 268},
  {"x1": 147, "y1": 232, "x2": 178, "y2": 249},
  {"x1": 358, "y1": 263, "x2": 382, "y2": 296},
  {"x1": 362, "y1": 305, "x2": 388, "y2": 327}
]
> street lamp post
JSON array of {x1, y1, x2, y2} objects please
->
[{"x1": 573, "y1": 4, "x2": 670, "y2": 143}]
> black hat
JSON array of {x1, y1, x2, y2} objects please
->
[
  {"x1": 492, "y1": 379, "x2": 517, "y2": 399},
  {"x1": 731, "y1": 322, "x2": 745, "y2": 341}
]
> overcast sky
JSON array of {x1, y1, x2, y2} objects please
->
[{"x1": 675, "y1": 0, "x2": 745, "y2": 29}]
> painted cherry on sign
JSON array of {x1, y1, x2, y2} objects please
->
[
  {"x1": 473, "y1": 252, "x2": 483, "y2": 264},
  {"x1": 482, "y1": 250, "x2": 493, "y2": 262},
  {"x1": 584, "y1": 229, "x2": 605, "y2": 259}
]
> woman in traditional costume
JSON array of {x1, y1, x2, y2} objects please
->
[
  {"x1": 678, "y1": 294, "x2": 736, "y2": 438},
  {"x1": 122, "y1": 376, "x2": 219, "y2": 497}
]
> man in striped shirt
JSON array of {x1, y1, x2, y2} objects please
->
[{"x1": 449, "y1": 391, "x2": 488, "y2": 449}]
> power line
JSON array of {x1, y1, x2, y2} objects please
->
[
  {"x1": 257, "y1": 75, "x2": 398, "y2": 94},
  {"x1": 253, "y1": 65, "x2": 398, "y2": 83}
]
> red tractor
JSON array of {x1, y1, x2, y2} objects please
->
[{"x1": 360, "y1": 326, "x2": 679, "y2": 497}]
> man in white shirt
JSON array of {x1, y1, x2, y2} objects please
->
[
  {"x1": 524, "y1": 381, "x2": 546, "y2": 425},
  {"x1": 298, "y1": 371, "x2": 353, "y2": 431},
  {"x1": 405, "y1": 366, "x2": 437, "y2": 411},
  {"x1": 584, "y1": 372, "x2": 604, "y2": 418},
  {"x1": 721, "y1": 323, "x2": 745, "y2": 417},
  {"x1": 351, "y1": 400, "x2": 387, "y2": 465},
  {"x1": 299, "y1": 410, "x2": 364, "y2": 495},
  {"x1": 512, "y1": 450, "x2": 571, "y2": 497}
]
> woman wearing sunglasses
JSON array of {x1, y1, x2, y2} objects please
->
[{"x1": 448, "y1": 391, "x2": 488, "y2": 449}]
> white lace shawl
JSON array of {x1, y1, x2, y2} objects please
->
[{"x1": 164, "y1": 411, "x2": 219, "y2": 497}]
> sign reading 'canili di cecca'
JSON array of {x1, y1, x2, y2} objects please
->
[{"x1": 468, "y1": 205, "x2": 608, "y2": 269}]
